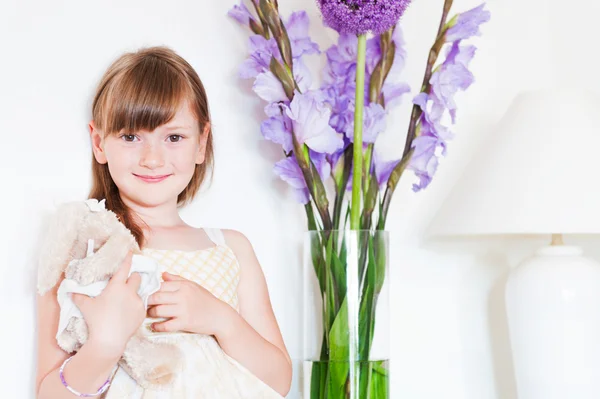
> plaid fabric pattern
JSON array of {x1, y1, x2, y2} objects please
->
[{"x1": 143, "y1": 245, "x2": 241, "y2": 311}]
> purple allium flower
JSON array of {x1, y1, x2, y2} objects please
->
[
  {"x1": 445, "y1": 3, "x2": 491, "y2": 42},
  {"x1": 316, "y1": 0, "x2": 412, "y2": 35}
]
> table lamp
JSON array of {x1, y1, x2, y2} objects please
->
[{"x1": 427, "y1": 87, "x2": 600, "y2": 399}]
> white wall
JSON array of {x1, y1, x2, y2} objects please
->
[{"x1": 0, "y1": 0, "x2": 597, "y2": 398}]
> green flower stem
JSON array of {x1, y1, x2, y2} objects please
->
[
  {"x1": 350, "y1": 34, "x2": 367, "y2": 230},
  {"x1": 332, "y1": 147, "x2": 353, "y2": 231}
]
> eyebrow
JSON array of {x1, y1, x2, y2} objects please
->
[{"x1": 165, "y1": 125, "x2": 192, "y2": 131}]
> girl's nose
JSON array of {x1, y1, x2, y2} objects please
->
[{"x1": 139, "y1": 142, "x2": 165, "y2": 169}]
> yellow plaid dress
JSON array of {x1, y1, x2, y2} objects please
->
[{"x1": 104, "y1": 228, "x2": 283, "y2": 398}]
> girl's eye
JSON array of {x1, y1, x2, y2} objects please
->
[
  {"x1": 120, "y1": 134, "x2": 138, "y2": 142},
  {"x1": 168, "y1": 135, "x2": 183, "y2": 143}
]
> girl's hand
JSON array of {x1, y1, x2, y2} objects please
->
[
  {"x1": 146, "y1": 272, "x2": 233, "y2": 335},
  {"x1": 71, "y1": 252, "x2": 145, "y2": 357}
]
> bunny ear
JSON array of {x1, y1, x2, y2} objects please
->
[{"x1": 36, "y1": 201, "x2": 90, "y2": 295}]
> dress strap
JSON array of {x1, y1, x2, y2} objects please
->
[{"x1": 203, "y1": 228, "x2": 226, "y2": 247}]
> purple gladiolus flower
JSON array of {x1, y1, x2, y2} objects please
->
[
  {"x1": 430, "y1": 64, "x2": 474, "y2": 114},
  {"x1": 285, "y1": 90, "x2": 345, "y2": 154},
  {"x1": 445, "y1": 3, "x2": 491, "y2": 42},
  {"x1": 322, "y1": 25, "x2": 409, "y2": 139},
  {"x1": 445, "y1": 41, "x2": 477, "y2": 68},
  {"x1": 239, "y1": 35, "x2": 280, "y2": 79},
  {"x1": 406, "y1": 91, "x2": 455, "y2": 192},
  {"x1": 344, "y1": 103, "x2": 387, "y2": 143},
  {"x1": 274, "y1": 151, "x2": 331, "y2": 204},
  {"x1": 429, "y1": 42, "x2": 476, "y2": 123},
  {"x1": 409, "y1": 134, "x2": 440, "y2": 191},
  {"x1": 373, "y1": 151, "x2": 400, "y2": 190},
  {"x1": 274, "y1": 157, "x2": 311, "y2": 204},
  {"x1": 252, "y1": 58, "x2": 313, "y2": 103},
  {"x1": 293, "y1": 59, "x2": 313, "y2": 93},
  {"x1": 316, "y1": 0, "x2": 412, "y2": 35},
  {"x1": 413, "y1": 93, "x2": 445, "y2": 131},
  {"x1": 228, "y1": 1, "x2": 255, "y2": 26},
  {"x1": 253, "y1": 71, "x2": 288, "y2": 103},
  {"x1": 323, "y1": 33, "x2": 359, "y2": 85},
  {"x1": 382, "y1": 82, "x2": 411, "y2": 107},
  {"x1": 236, "y1": 10, "x2": 320, "y2": 81},
  {"x1": 261, "y1": 113, "x2": 293, "y2": 153},
  {"x1": 285, "y1": 11, "x2": 321, "y2": 58}
]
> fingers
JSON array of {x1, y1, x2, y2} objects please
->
[
  {"x1": 147, "y1": 304, "x2": 179, "y2": 319},
  {"x1": 126, "y1": 272, "x2": 142, "y2": 291},
  {"x1": 157, "y1": 281, "x2": 182, "y2": 293},
  {"x1": 113, "y1": 251, "x2": 134, "y2": 283},
  {"x1": 162, "y1": 272, "x2": 186, "y2": 282},
  {"x1": 151, "y1": 318, "x2": 181, "y2": 333},
  {"x1": 147, "y1": 291, "x2": 179, "y2": 306}
]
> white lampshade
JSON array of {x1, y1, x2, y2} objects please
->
[{"x1": 428, "y1": 87, "x2": 600, "y2": 237}]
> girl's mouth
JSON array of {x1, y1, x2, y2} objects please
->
[{"x1": 133, "y1": 173, "x2": 171, "y2": 183}]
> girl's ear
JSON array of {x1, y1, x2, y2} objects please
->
[
  {"x1": 89, "y1": 120, "x2": 108, "y2": 164},
  {"x1": 195, "y1": 122, "x2": 211, "y2": 165}
]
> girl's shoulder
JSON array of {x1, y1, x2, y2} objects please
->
[
  {"x1": 214, "y1": 229, "x2": 260, "y2": 270},
  {"x1": 200, "y1": 228, "x2": 251, "y2": 249},
  {"x1": 219, "y1": 229, "x2": 252, "y2": 250}
]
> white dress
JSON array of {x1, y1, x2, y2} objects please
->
[{"x1": 103, "y1": 229, "x2": 284, "y2": 398}]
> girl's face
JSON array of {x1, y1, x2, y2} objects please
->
[{"x1": 90, "y1": 99, "x2": 209, "y2": 208}]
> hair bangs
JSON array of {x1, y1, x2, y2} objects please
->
[{"x1": 99, "y1": 56, "x2": 193, "y2": 136}]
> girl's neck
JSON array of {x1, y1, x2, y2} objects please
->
[{"x1": 120, "y1": 195, "x2": 185, "y2": 229}]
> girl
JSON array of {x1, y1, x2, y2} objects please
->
[{"x1": 35, "y1": 46, "x2": 292, "y2": 398}]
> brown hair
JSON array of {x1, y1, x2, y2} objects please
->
[{"x1": 88, "y1": 46, "x2": 214, "y2": 247}]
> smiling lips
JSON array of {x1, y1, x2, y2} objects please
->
[{"x1": 133, "y1": 173, "x2": 171, "y2": 183}]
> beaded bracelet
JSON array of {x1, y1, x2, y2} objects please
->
[{"x1": 59, "y1": 356, "x2": 113, "y2": 397}]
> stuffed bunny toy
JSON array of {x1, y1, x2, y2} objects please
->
[{"x1": 36, "y1": 198, "x2": 183, "y2": 388}]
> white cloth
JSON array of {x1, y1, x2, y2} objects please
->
[
  {"x1": 55, "y1": 198, "x2": 163, "y2": 340},
  {"x1": 84, "y1": 198, "x2": 106, "y2": 212},
  {"x1": 56, "y1": 251, "x2": 164, "y2": 340}
]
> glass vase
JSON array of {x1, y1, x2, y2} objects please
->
[{"x1": 303, "y1": 230, "x2": 390, "y2": 399}]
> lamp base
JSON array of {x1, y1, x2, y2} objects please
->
[{"x1": 506, "y1": 244, "x2": 600, "y2": 399}]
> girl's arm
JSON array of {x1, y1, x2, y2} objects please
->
[
  {"x1": 216, "y1": 229, "x2": 292, "y2": 397},
  {"x1": 36, "y1": 253, "x2": 143, "y2": 398},
  {"x1": 35, "y1": 283, "x2": 121, "y2": 399}
]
